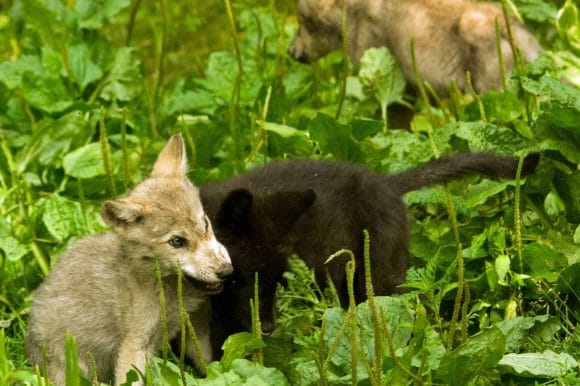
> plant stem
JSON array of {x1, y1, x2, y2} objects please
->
[
  {"x1": 466, "y1": 71, "x2": 487, "y2": 122},
  {"x1": 494, "y1": 17, "x2": 507, "y2": 91},
  {"x1": 120, "y1": 109, "x2": 130, "y2": 190},
  {"x1": 335, "y1": 0, "x2": 349, "y2": 120},
  {"x1": 224, "y1": 0, "x2": 243, "y2": 165},
  {"x1": 99, "y1": 108, "x2": 117, "y2": 198},
  {"x1": 155, "y1": 259, "x2": 169, "y2": 362},
  {"x1": 154, "y1": 0, "x2": 168, "y2": 103},
  {"x1": 363, "y1": 230, "x2": 381, "y2": 385},
  {"x1": 514, "y1": 154, "x2": 525, "y2": 274},
  {"x1": 251, "y1": 272, "x2": 264, "y2": 365},
  {"x1": 126, "y1": 0, "x2": 143, "y2": 45}
]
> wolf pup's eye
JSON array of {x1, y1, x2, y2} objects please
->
[{"x1": 168, "y1": 236, "x2": 187, "y2": 248}]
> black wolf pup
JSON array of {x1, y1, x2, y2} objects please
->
[{"x1": 200, "y1": 152, "x2": 539, "y2": 354}]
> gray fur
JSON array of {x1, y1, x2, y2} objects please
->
[
  {"x1": 26, "y1": 134, "x2": 232, "y2": 385},
  {"x1": 288, "y1": 0, "x2": 542, "y2": 94}
]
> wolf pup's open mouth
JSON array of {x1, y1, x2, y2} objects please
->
[{"x1": 185, "y1": 276, "x2": 224, "y2": 294}]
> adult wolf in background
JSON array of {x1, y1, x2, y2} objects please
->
[{"x1": 288, "y1": 0, "x2": 542, "y2": 94}]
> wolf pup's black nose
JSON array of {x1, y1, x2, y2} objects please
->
[{"x1": 217, "y1": 264, "x2": 233, "y2": 279}]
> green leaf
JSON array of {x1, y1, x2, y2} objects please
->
[
  {"x1": 161, "y1": 87, "x2": 221, "y2": 117},
  {"x1": 229, "y1": 359, "x2": 289, "y2": 386},
  {"x1": 533, "y1": 76, "x2": 580, "y2": 135},
  {"x1": 308, "y1": 113, "x2": 365, "y2": 162},
  {"x1": 0, "y1": 236, "x2": 29, "y2": 262},
  {"x1": 463, "y1": 180, "x2": 516, "y2": 208},
  {"x1": 479, "y1": 91, "x2": 522, "y2": 123},
  {"x1": 21, "y1": 72, "x2": 74, "y2": 114},
  {"x1": 221, "y1": 332, "x2": 265, "y2": 371},
  {"x1": 358, "y1": 47, "x2": 405, "y2": 113},
  {"x1": 495, "y1": 255, "x2": 511, "y2": 285},
  {"x1": 495, "y1": 316, "x2": 552, "y2": 352},
  {"x1": 74, "y1": 0, "x2": 131, "y2": 29},
  {"x1": 42, "y1": 194, "x2": 86, "y2": 242},
  {"x1": 100, "y1": 48, "x2": 142, "y2": 102},
  {"x1": 202, "y1": 359, "x2": 289, "y2": 386},
  {"x1": 436, "y1": 326, "x2": 506, "y2": 386},
  {"x1": 17, "y1": 112, "x2": 86, "y2": 171},
  {"x1": 557, "y1": 262, "x2": 580, "y2": 295},
  {"x1": 63, "y1": 143, "x2": 105, "y2": 179},
  {"x1": 264, "y1": 122, "x2": 313, "y2": 157},
  {"x1": 514, "y1": 0, "x2": 558, "y2": 23},
  {"x1": 68, "y1": 43, "x2": 103, "y2": 92},
  {"x1": 498, "y1": 350, "x2": 579, "y2": 378},
  {"x1": 523, "y1": 242, "x2": 569, "y2": 282},
  {"x1": 557, "y1": 0, "x2": 580, "y2": 54},
  {"x1": 0, "y1": 56, "x2": 43, "y2": 90},
  {"x1": 351, "y1": 119, "x2": 383, "y2": 141}
]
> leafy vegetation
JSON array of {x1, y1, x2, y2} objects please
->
[{"x1": 0, "y1": 0, "x2": 579, "y2": 384}]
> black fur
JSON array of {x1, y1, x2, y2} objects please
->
[{"x1": 200, "y1": 152, "x2": 539, "y2": 356}]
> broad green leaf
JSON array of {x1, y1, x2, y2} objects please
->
[
  {"x1": 197, "y1": 51, "x2": 263, "y2": 106},
  {"x1": 41, "y1": 46, "x2": 63, "y2": 77},
  {"x1": 463, "y1": 179, "x2": 515, "y2": 208},
  {"x1": 75, "y1": 0, "x2": 131, "y2": 29},
  {"x1": 0, "y1": 56, "x2": 43, "y2": 90},
  {"x1": 68, "y1": 43, "x2": 103, "y2": 92},
  {"x1": 557, "y1": 263, "x2": 580, "y2": 295},
  {"x1": 21, "y1": 72, "x2": 73, "y2": 114},
  {"x1": 436, "y1": 326, "x2": 506, "y2": 385},
  {"x1": 63, "y1": 143, "x2": 105, "y2": 179},
  {"x1": 523, "y1": 242, "x2": 569, "y2": 282},
  {"x1": 42, "y1": 194, "x2": 86, "y2": 243},
  {"x1": 351, "y1": 119, "x2": 383, "y2": 141},
  {"x1": 264, "y1": 122, "x2": 313, "y2": 157},
  {"x1": 515, "y1": 0, "x2": 558, "y2": 23},
  {"x1": 498, "y1": 350, "x2": 579, "y2": 377},
  {"x1": 18, "y1": 112, "x2": 86, "y2": 170},
  {"x1": 308, "y1": 113, "x2": 365, "y2": 162},
  {"x1": 282, "y1": 67, "x2": 312, "y2": 100},
  {"x1": 100, "y1": 48, "x2": 142, "y2": 102},
  {"x1": 201, "y1": 359, "x2": 289, "y2": 386},
  {"x1": 322, "y1": 297, "x2": 413, "y2": 375},
  {"x1": 0, "y1": 236, "x2": 29, "y2": 262},
  {"x1": 495, "y1": 316, "x2": 552, "y2": 352},
  {"x1": 524, "y1": 76, "x2": 580, "y2": 135},
  {"x1": 557, "y1": 0, "x2": 580, "y2": 54},
  {"x1": 22, "y1": 0, "x2": 76, "y2": 47},
  {"x1": 452, "y1": 122, "x2": 525, "y2": 153},
  {"x1": 495, "y1": 254, "x2": 511, "y2": 285},
  {"x1": 221, "y1": 332, "x2": 265, "y2": 371},
  {"x1": 161, "y1": 87, "x2": 221, "y2": 117},
  {"x1": 358, "y1": 47, "x2": 405, "y2": 128},
  {"x1": 229, "y1": 359, "x2": 289, "y2": 386},
  {"x1": 479, "y1": 91, "x2": 522, "y2": 123}
]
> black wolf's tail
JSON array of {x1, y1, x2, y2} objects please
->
[{"x1": 388, "y1": 152, "x2": 540, "y2": 195}]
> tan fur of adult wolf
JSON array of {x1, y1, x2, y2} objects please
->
[
  {"x1": 288, "y1": 0, "x2": 542, "y2": 94},
  {"x1": 25, "y1": 134, "x2": 233, "y2": 385}
]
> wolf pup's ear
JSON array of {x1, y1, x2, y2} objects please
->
[
  {"x1": 101, "y1": 199, "x2": 144, "y2": 229},
  {"x1": 217, "y1": 189, "x2": 253, "y2": 234},
  {"x1": 151, "y1": 133, "x2": 188, "y2": 178}
]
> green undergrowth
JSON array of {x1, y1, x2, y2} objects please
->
[{"x1": 0, "y1": 0, "x2": 579, "y2": 384}]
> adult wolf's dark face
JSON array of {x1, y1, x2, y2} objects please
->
[{"x1": 288, "y1": 0, "x2": 343, "y2": 63}]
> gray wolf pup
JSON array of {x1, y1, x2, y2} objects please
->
[
  {"x1": 202, "y1": 152, "x2": 539, "y2": 355},
  {"x1": 288, "y1": 0, "x2": 542, "y2": 94},
  {"x1": 26, "y1": 134, "x2": 233, "y2": 385}
]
